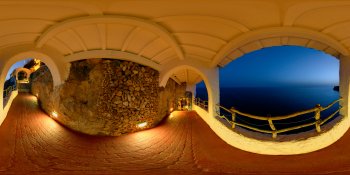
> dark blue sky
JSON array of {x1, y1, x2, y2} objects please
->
[
  {"x1": 218, "y1": 46, "x2": 339, "y2": 87},
  {"x1": 6, "y1": 59, "x2": 31, "y2": 80}
]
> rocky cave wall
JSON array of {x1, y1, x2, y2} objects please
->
[{"x1": 31, "y1": 59, "x2": 186, "y2": 136}]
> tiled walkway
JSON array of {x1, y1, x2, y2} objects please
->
[{"x1": 1, "y1": 93, "x2": 350, "y2": 174}]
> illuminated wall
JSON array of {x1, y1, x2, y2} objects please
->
[{"x1": 31, "y1": 59, "x2": 186, "y2": 136}]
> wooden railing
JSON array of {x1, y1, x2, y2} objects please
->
[
  {"x1": 3, "y1": 85, "x2": 16, "y2": 98},
  {"x1": 215, "y1": 98, "x2": 343, "y2": 139},
  {"x1": 194, "y1": 98, "x2": 208, "y2": 111},
  {"x1": 3, "y1": 84, "x2": 17, "y2": 107}
]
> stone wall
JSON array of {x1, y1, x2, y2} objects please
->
[
  {"x1": 158, "y1": 81, "x2": 186, "y2": 120},
  {"x1": 31, "y1": 59, "x2": 186, "y2": 136}
]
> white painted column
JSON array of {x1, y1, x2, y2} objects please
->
[
  {"x1": 340, "y1": 55, "x2": 350, "y2": 117},
  {"x1": 186, "y1": 84, "x2": 196, "y2": 111},
  {"x1": 186, "y1": 84, "x2": 196, "y2": 97},
  {"x1": 204, "y1": 67, "x2": 220, "y2": 117}
]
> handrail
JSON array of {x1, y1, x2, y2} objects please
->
[
  {"x1": 3, "y1": 84, "x2": 16, "y2": 98},
  {"x1": 214, "y1": 97, "x2": 343, "y2": 139},
  {"x1": 3, "y1": 84, "x2": 17, "y2": 107},
  {"x1": 230, "y1": 106, "x2": 317, "y2": 121},
  {"x1": 321, "y1": 99, "x2": 342, "y2": 111},
  {"x1": 194, "y1": 98, "x2": 208, "y2": 111}
]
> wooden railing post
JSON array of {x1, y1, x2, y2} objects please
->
[
  {"x1": 315, "y1": 104, "x2": 322, "y2": 133},
  {"x1": 268, "y1": 118, "x2": 277, "y2": 139},
  {"x1": 231, "y1": 111, "x2": 236, "y2": 129}
]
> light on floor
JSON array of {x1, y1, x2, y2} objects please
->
[
  {"x1": 137, "y1": 122, "x2": 148, "y2": 128},
  {"x1": 51, "y1": 111, "x2": 58, "y2": 118}
]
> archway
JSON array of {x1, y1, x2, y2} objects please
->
[
  {"x1": 0, "y1": 50, "x2": 62, "y2": 126},
  {"x1": 219, "y1": 45, "x2": 340, "y2": 139},
  {"x1": 202, "y1": 32, "x2": 350, "y2": 154},
  {"x1": 15, "y1": 68, "x2": 31, "y2": 82},
  {"x1": 195, "y1": 81, "x2": 209, "y2": 111},
  {"x1": 160, "y1": 64, "x2": 217, "y2": 116}
]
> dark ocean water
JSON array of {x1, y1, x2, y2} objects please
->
[{"x1": 196, "y1": 86, "x2": 341, "y2": 133}]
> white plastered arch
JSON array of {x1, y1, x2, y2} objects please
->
[
  {"x1": 0, "y1": 46, "x2": 64, "y2": 126},
  {"x1": 64, "y1": 50, "x2": 161, "y2": 71},
  {"x1": 0, "y1": 51, "x2": 62, "y2": 88},
  {"x1": 159, "y1": 60, "x2": 219, "y2": 117},
  {"x1": 14, "y1": 67, "x2": 32, "y2": 81},
  {"x1": 36, "y1": 15, "x2": 185, "y2": 61},
  {"x1": 196, "y1": 26, "x2": 350, "y2": 155},
  {"x1": 211, "y1": 27, "x2": 350, "y2": 67}
]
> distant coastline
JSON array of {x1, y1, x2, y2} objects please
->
[
  {"x1": 333, "y1": 86, "x2": 339, "y2": 91},
  {"x1": 196, "y1": 85, "x2": 340, "y2": 116}
]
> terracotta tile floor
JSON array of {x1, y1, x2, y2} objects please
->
[{"x1": 1, "y1": 93, "x2": 350, "y2": 174}]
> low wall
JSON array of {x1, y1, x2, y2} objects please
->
[
  {"x1": 193, "y1": 104, "x2": 350, "y2": 155},
  {"x1": 0, "y1": 90, "x2": 18, "y2": 126}
]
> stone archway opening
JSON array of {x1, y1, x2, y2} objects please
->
[
  {"x1": 159, "y1": 64, "x2": 216, "y2": 117},
  {"x1": 3, "y1": 58, "x2": 54, "y2": 108},
  {"x1": 165, "y1": 68, "x2": 205, "y2": 112},
  {"x1": 0, "y1": 50, "x2": 63, "y2": 126},
  {"x1": 17, "y1": 71, "x2": 28, "y2": 81}
]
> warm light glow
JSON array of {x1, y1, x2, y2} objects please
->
[
  {"x1": 137, "y1": 122, "x2": 147, "y2": 128},
  {"x1": 31, "y1": 59, "x2": 41, "y2": 71},
  {"x1": 169, "y1": 113, "x2": 175, "y2": 119},
  {"x1": 169, "y1": 107, "x2": 174, "y2": 112},
  {"x1": 51, "y1": 111, "x2": 58, "y2": 118}
]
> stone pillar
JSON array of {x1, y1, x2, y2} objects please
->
[{"x1": 339, "y1": 55, "x2": 350, "y2": 117}]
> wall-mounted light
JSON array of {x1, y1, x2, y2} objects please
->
[
  {"x1": 169, "y1": 107, "x2": 174, "y2": 112},
  {"x1": 137, "y1": 121, "x2": 147, "y2": 128},
  {"x1": 51, "y1": 111, "x2": 58, "y2": 118}
]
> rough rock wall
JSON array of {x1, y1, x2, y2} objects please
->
[
  {"x1": 31, "y1": 59, "x2": 186, "y2": 136},
  {"x1": 158, "y1": 81, "x2": 186, "y2": 120},
  {"x1": 31, "y1": 66, "x2": 56, "y2": 110}
]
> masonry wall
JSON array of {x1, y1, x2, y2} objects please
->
[{"x1": 31, "y1": 59, "x2": 185, "y2": 136}]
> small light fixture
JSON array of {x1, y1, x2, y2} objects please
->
[
  {"x1": 169, "y1": 107, "x2": 174, "y2": 112},
  {"x1": 51, "y1": 111, "x2": 58, "y2": 118},
  {"x1": 137, "y1": 121, "x2": 147, "y2": 128}
]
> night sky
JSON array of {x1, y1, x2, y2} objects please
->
[
  {"x1": 199, "y1": 46, "x2": 339, "y2": 88},
  {"x1": 6, "y1": 59, "x2": 31, "y2": 80}
]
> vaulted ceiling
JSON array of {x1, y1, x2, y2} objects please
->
[{"x1": 1, "y1": 0, "x2": 350, "y2": 85}]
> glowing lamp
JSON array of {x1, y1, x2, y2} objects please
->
[
  {"x1": 137, "y1": 122, "x2": 147, "y2": 128},
  {"x1": 51, "y1": 111, "x2": 58, "y2": 118},
  {"x1": 169, "y1": 107, "x2": 174, "y2": 112}
]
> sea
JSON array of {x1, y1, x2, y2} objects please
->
[{"x1": 195, "y1": 86, "x2": 341, "y2": 133}]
